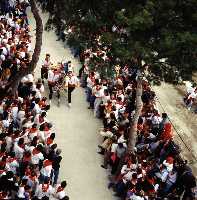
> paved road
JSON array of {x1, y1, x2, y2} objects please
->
[{"x1": 28, "y1": 8, "x2": 114, "y2": 200}]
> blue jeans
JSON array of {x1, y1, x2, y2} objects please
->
[
  {"x1": 89, "y1": 95, "x2": 96, "y2": 109},
  {"x1": 39, "y1": 173, "x2": 49, "y2": 184},
  {"x1": 86, "y1": 87, "x2": 92, "y2": 102},
  {"x1": 51, "y1": 169, "x2": 60, "y2": 185}
]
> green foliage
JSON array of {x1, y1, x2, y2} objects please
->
[{"x1": 37, "y1": 0, "x2": 197, "y2": 81}]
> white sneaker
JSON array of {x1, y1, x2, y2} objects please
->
[
  {"x1": 49, "y1": 100, "x2": 51, "y2": 105},
  {"x1": 68, "y1": 103, "x2": 71, "y2": 108}
]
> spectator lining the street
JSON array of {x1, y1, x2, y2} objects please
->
[{"x1": 0, "y1": 1, "x2": 69, "y2": 199}]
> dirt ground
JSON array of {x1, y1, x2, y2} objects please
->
[{"x1": 153, "y1": 83, "x2": 197, "y2": 176}]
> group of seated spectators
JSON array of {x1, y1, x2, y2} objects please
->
[
  {"x1": 0, "y1": 1, "x2": 69, "y2": 199},
  {"x1": 79, "y1": 47, "x2": 197, "y2": 199}
]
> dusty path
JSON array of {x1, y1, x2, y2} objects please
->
[
  {"x1": 153, "y1": 83, "x2": 197, "y2": 176},
  {"x1": 28, "y1": 9, "x2": 114, "y2": 200}
]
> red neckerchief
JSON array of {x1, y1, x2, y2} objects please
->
[
  {"x1": 44, "y1": 127, "x2": 49, "y2": 132},
  {"x1": 43, "y1": 159, "x2": 52, "y2": 168},
  {"x1": 7, "y1": 157, "x2": 16, "y2": 163},
  {"x1": 90, "y1": 76, "x2": 95, "y2": 82},
  {"x1": 147, "y1": 177, "x2": 155, "y2": 185},
  {"x1": 56, "y1": 186, "x2": 64, "y2": 193},
  {"x1": 29, "y1": 175, "x2": 37, "y2": 182},
  {"x1": 29, "y1": 128, "x2": 37, "y2": 133},
  {"x1": 0, "y1": 161, "x2": 6, "y2": 167},
  {"x1": 39, "y1": 116, "x2": 44, "y2": 124},
  {"x1": 23, "y1": 154, "x2": 31, "y2": 162},
  {"x1": 19, "y1": 144, "x2": 25, "y2": 149},
  {"x1": 32, "y1": 148, "x2": 40, "y2": 155},
  {"x1": 0, "y1": 169, "x2": 5, "y2": 174},
  {"x1": 117, "y1": 101, "x2": 124, "y2": 106},
  {"x1": 46, "y1": 138, "x2": 53, "y2": 145},
  {"x1": 0, "y1": 192, "x2": 7, "y2": 198},
  {"x1": 25, "y1": 168, "x2": 31, "y2": 176},
  {"x1": 42, "y1": 183, "x2": 49, "y2": 192}
]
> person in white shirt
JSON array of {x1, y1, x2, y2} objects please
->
[
  {"x1": 64, "y1": 71, "x2": 79, "y2": 107},
  {"x1": 53, "y1": 181, "x2": 69, "y2": 200},
  {"x1": 86, "y1": 72, "x2": 95, "y2": 103},
  {"x1": 40, "y1": 159, "x2": 53, "y2": 183},
  {"x1": 48, "y1": 68, "x2": 61, "y2": 104},
  {"x1": 33, "y1": 79, "x2": 44, "y2": 98},
  {"x1": 35, "y1": 179, "x2": 54, "y2": 200},
  {"x1": 5, "y1": 152, "x2": 19, "y2": 174},
  {"x1": 16, "y1": 179, "x2": 27, "y2": 199},
  {"x1": 186, "y1": 88, "x2": 197, "y2": 110},
  {"x1": 11, "y1": 100, "x2": 18, "y2": 124},
  {"x1": 41, "y1": 54, "x2": 52, "y2": 82},
  {"x1": 31, "y1": 145, "x2": 44, "y2": 165},
  {"x1": 93, "y1": 84, "x2": 104, "y2": 118},
  {"x1": 5, "y1": 131, "x2": 12, "y2": 153},
  {"x1": 13, "y1": 138, "x2": 25, "y2": 161},
  {"x1": 32, "y1": 98, "x2": 42, "y2": 116}
]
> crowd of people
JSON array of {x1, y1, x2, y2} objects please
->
[
  {"x1": 41, "y1": 53, "x2": 79, "y2": 107},
  {"x1": 184, "y1": 81, "x2": 197, "y2": 112},
  {"x1": 0, "y1": 1, "x2": 69, "y2": 199},
  {"x1": 78, "y1": 45, "x2": 197, "y2": 199},
  {"x1": 0, "y1": 0, "x2": 196, "y2": 200}
]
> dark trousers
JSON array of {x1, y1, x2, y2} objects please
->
[
  {"x1": 48, "y1": 83, "x2": 54, "y2": 100},
  {"x1": 68, "y1": 86, "x2": 75, "y2": 103},
  {"x1": 51, "y1": 169, "x2": 59, "y2": 186},
  {"x1": 49, "y1": 83, "x2": 60, "y2": 100},
  {"x1": 111, "y1": 157, "x2": 120, "y2": 175},
  {"x1": 41, "y1": 67, "x2": 48, "y2": 80}
]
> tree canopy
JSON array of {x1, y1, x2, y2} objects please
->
[{"x1": 38, "y1": 0, "x2": 197, "y2": 81}]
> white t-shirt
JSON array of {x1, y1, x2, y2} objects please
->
[
  {"x1": 94, "y1": 88, "x2": 104, "y2": 98},
  {"x1": 87, "y1": 77, "x2": 94, "y2": 89},
  {"x1": 14, "y1": 143, "x2": 24, "y2": 161},
  {"x1": 42, "y1": 59, "x2": 52, "y2": 68},
  {"x1": 11, "y1": 106, "x2": 18, "y2": 121},
  {"x1": 68, "y1": 75, "x2": 79, "y2": 85},
  {"x1": 1, "y1": 46, "x2": 8, "y2": 56},
  {"x1": 35, "y1": 184, "x2": 54, "y2": 199},
  {"x1": 31, "y1": 151, "x2": 44, "y2": 165},
  {"x1": 17, "y1": 186, "x2": 25, "y2": 198},
  {"x1": 5, "y1": 136, "x2": 12, "y2": 152},
  {"x1": 33, "y1": 103, "x2": 41, "y2": 115},
  {"x1": 123, "y1": 171, "x2": 134, "y2": 183},
  {"x1": 48, "y1": 70, "x2": 60, "y2": 83},
  {"x1": 6, "y1": 159, "x2": 19, "y2": 174},
  {"x1": 40, "y1": 164, "x2": 52, "y2": 177},
  {"x1": 188, "y1": 92, "x2": 197, "y2": 99}
]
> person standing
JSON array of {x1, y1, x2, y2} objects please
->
[
  {"x1": 41, "y1": 54, "x2": 52, "y2": 83},
  {"x1": 48, "y1": 67, "x2": 61, "y2": 105},
  {"x1": 64, "y1": 71, "x2": 79, "y2": 107},
  {"x1": 93, "y1": 84, "x2": 104, "y2": 118},
  {"x1": 53, "y1": 181, "x2": 69, "y2": 200},
  {"x1": 51, "y1": 149, "x2": 62, "y2": 186}
]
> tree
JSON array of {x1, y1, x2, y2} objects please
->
[
  {"x1": 39, "y1": 0, "x2": 197, "y2": 152},
  {"x1": 0, "y1": 0, "x2": 43, "y2": 99},
  {"x1": 127, "y1": 77, "x2": 143, "y2": 153}
]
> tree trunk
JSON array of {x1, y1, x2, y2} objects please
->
[
  {"x1": 0, "y1": 0, "x2": 43, "y2": 99},
  {"x1": 127, "y1": 77, "x2": 143, "y2": 154}
]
